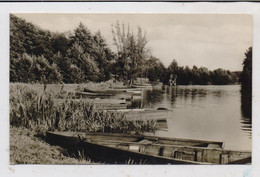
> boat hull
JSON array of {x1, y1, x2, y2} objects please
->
[
  {"x1": 79, "y1": 140, "x2": 204, "y2": 164},
  {"x1": 45, "y1": 132, "x2": 243, "y2": 164},
  {"x1": 46, "y1": 131, "x2": 208, "y2": 164}
]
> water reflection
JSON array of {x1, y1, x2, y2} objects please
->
[
  {"x1": 141, "y1": 85, "x2": 251, "y2": 151},
  {"x1": 143, "y1": 90, "x2": 164, "y2": 108},
  {"x1": 240, "y1": 85, "x2": 252, "y2": 138},
  {"x1": 164, "y1": 86, "x2": 209, "y2": 102}
]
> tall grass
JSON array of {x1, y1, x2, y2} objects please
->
[{"x1": 10, "y1": 84, "x2": 157, "y2": 134}]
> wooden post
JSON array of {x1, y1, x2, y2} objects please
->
[
  {"x1": 141, "y1": 88, "x2": 144, "y2": 108},
  {"x1": 169, "y1": 85, "x2": 172, "y2": 97}
]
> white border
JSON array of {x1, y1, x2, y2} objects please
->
[{"x1": 1, "y1": 2, "x2": 259, "y2": 177}]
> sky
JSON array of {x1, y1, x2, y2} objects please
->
[{"x1": 14, "y1": 13, "x2": 252, "y2": 71}]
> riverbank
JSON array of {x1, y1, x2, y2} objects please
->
[
  {"x1": 10, "y1": 83, "x2": 157, "y2": 133},
  {"x1": 10, "y1": 127, "x2": 95, "y2": 164},
  {"x1": 9, "y1": 82, "x2": 158, "y2": 164},
  {"x1": 12, "y1": 80, "x2": 125, "y2": 94}
]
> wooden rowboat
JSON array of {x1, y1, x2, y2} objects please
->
[
  {"x1": 54, "y1": 98, "x2": 128, "y2": 110},
  {"x1": 75, "y1": 90, "x2": 140, "y2": 100},
  {"x1": 107, "y1": 108, "x2": 170, "y2": 121},
  {"x1": 55, "y1": 98, "x2": 126, "y2": 104},
  {"x1": 83, "y1": 88, "x2": 142, "y2": 95},
  {"x1": 44, "y1": 131, "x2": 251, "y2": 164},
  {"x1": 132, "y1": 84, "x2": 153, "y2": 89},
  {"x1": 75, "y1": 91, "x2": 113, "y2": 97}
]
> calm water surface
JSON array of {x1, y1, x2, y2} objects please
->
[{"x1": 142, "y1": 85, "x2": 251, "y2": 151}]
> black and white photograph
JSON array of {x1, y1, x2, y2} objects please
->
[{"x1": 9, "y1": 13, "x2": 252, "y2": 165}]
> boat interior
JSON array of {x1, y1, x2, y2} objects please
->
[
  {"x1": 86, "y1": 137, "x2": 250, "y2": 164},
  {"x1": 47, "y1": 132, "x2": 251, "y2": 164}
]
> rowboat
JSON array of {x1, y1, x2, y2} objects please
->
[
  {"x1": 126, "y1": 90, "x2": 142, "y2": 95},
  {"x1": 76, "y1": 91, "x2": 113, "y2": 97},
  {"x1": 75, "y1": 92, "x2": 142, "y2": 102},
  {"x1": 55, "y1": 99, "x2": 169, "y2": 121},
  {"x1": 132, "y1": 84, "x2": 153, "y2": 89},
  {"x1": 106, "y1": 108, "x2": 170, "y2": 130},
  {"x1": 44, "y1": 131, "x2": 252, "y2": 164},
  {"x1": 54, "y1": 98, "x2": 128, "y2": 110},
  {"x1": 75, "y1": 88, "x2": 142, "y2": 99},
  {"x1": 83, "y1": 88, "x2": 141, "y2": 95},
  {"x1": 107, "y1": 108, "x2": 170, "y2": 122}
]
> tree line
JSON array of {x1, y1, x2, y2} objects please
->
[
  {"x1": 161, "y1": 59, "x2": 241, "y2": 85},
  {"x1": 10, "y1": 14, "x2": 247, "y2": 85},
  {"x1": 10, "y1": 14, "x2": 114, "y2": 83}
]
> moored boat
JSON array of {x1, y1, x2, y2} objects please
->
[
  {"x1": 107, "y1": 108, "x2": 170, "y2": 122},
  {"x1": 75, "y1": 89, "x2": 141, "y2": 100},
  {"x1": 45, "y1": 131, "x2": 250, "y2": 164},
  {"x1": 83, "y1": 88, "x2": 142, "y2": 94},
  {"x1": 76, "y1": 91, "x2": 113, "y2": 97},
  {"x1": 132, "y1": 84, "x2": 153, "y2": 89},
  {"x1": 54, "y1": 98, "x2": 128, "y2": 110}
]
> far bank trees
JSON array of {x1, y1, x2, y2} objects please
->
[{"x1": 166, "y1": 60, "x2": 240, "y2": 85}]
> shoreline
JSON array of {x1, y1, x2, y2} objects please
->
[{"x1": 10, "y1": 127, "x2": 96, "y2": 164}]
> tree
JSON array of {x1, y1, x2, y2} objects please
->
[
  {"x1": 198, "y1": 67, "x2": 211, "y2": 85},
  {"x1": 69, "y1": 22, "x2": 93, "y2": 54},
  {"x1": 168, "y1": 59, "x2": 179, "y2": 74},
  {"x1": 240, "y1": 47, "x2": 252, "y2": 118},
  {"x1": 65, "y1": 42, "x2": 100, "y2": 82},
  {"x1": 146, "y1": 57, "x2": 166, "y2": 82},
  {"x1": 10, "y1": 14, "x2": 54, "y2": 63},
  {"x1": 69, "y1": 23, "x2": 113, "y2": 82},
  {"x1": 51, "y1": 33, "x2": 69, "y2": 54},
  {"x1": 240, "y1": 47, "x2": 252, "y2": 90},
  {"x1": 10, "y1": 53, "x2": 33, "y2": 82},
  {"x1": 211, "y1": 68, "x2": 231, "y2": 85},
  {"x1": 10, "y1": 15, "x2": 115, "y2": 84},
  {"x1": 184, "y1": 66, "x2": 192, "y2": 85},
  {"x1": 229, "y1": 71, "x2": 239, "y2": 84},
  {"x1": 167, "y1": 59, "x2": 179, "y2": 84},
  {"x1": 111, "y1": 21, "x2": 149, "y2": 85},
  {"x1": 92, "y1": 31, "x2": 114, "y2": 81},
  {"x1": 10, "y1": 53, "x2": 62, "y2": 83}
]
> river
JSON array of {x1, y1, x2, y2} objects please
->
[{"x1": 141, "y1": 85, "x2": 251, "y2": 151}]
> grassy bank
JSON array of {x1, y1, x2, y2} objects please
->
[
  {"x1": 10, "y1": 127, "x2": 94, "y2": 164},
  {"x1": 10, "y1": 83, "x2": 157, "y2": 133},
  {"x1": 10, "y1": 82, "x2": 158, "y2": 163},
  {"x1": 10, "y1": 127, "x2": 144, "y2": 164}
]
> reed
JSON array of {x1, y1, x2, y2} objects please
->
[{"x1": 10, "y1": 84, "x2": 157, "y2": 134}]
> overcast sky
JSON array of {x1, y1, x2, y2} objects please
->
[{"x1": 14, "y1": 13, "x2": 252, "y2": 71}]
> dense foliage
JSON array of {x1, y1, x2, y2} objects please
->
[
  {"x1": 240, "y1": 47, "x2": 252, "y2": 118},
  {"x1": 164, "y1": 59, "x2": 240, "y2": 85},
  {"x1": 111, "y1": 21, "x2": 149, "y2": 85},
  {"x1": 240, "y1": 47, "x2": 252, "y2": 90},
  {"x1": 10, "y1": 14, "x2": 242, "y2": 85},
  {"x1": 10, "y1": 15, "x2": 114, "y2": 83}
]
